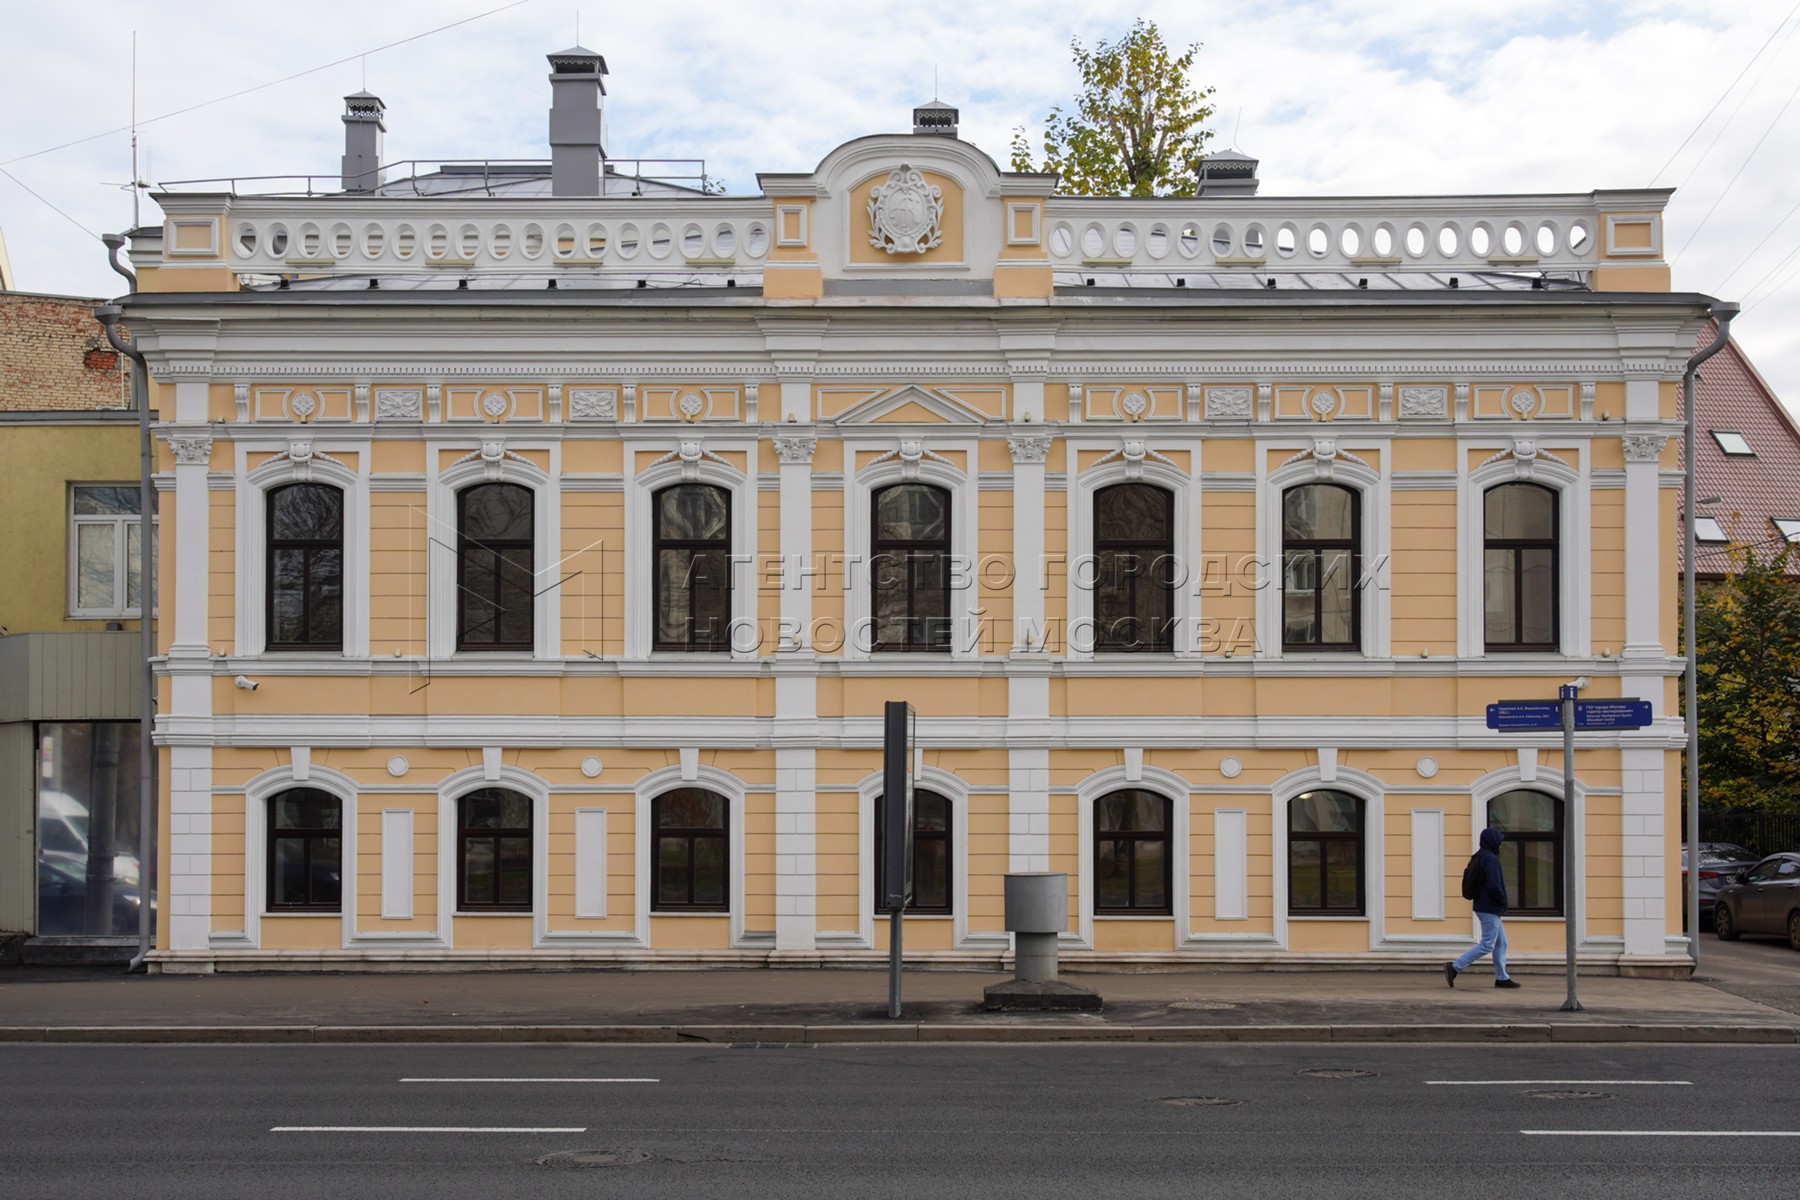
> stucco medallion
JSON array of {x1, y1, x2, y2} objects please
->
[{"x1": 867, "y1": 164, "x2": 943, "y2": 255}]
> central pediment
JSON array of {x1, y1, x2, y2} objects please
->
[{"x1": 827, "y1": 384, "x2": 991, "y2": 427}]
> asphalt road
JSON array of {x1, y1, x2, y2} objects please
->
[
  {"x1": 1699, "y1": 926, "x2": 1800, "y2": 1016},
  {"x1": 5, "y1": 1042, "x2": 1797, "y2": 1199}
]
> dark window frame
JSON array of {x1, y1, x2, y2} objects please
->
[
  {"x1": 266, "y1": 787, "x2": 343, "y2": 912},
  {"x1": 1487, "y1": 789, "x2": 1564, "y2": 916},
  {"x1": 651, "y1": 483, "x2": 733, "y2": 651},
  {"x1": 652, "y1": 789, "x2": 731, "y2": 913},
  {"x1": 456, "y1": 483, "x2": 535, "y2": 652},
  {"x1": 873, "y1": 789, "x2": 953, "y2": 915},
  {"x1": 1093, "y1": 790, "x2": 1174, "y2": 916},
  {"x1": 1287, "y1": 789, "x2": 1366, "y2": 916},
  {"x1": 870, "y1": 482, "x2": 952, "y2": 652},
  {"x1": 1483, "y1": 482, "x2": 1560, "y2": 652},
  {"x1": 1093, "y1": 483, "x2": 1176, "y2": 653},
  {"x1": 1281, "y1": 482, "x2": 1362, "y2": 651},
  {"x1": 265, "y1": 482, "x2": 345, "y2": 651},
  {"x1": 456, "y1": 788, "x2": 534, "y2": 913}
]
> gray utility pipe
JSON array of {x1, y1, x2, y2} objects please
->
[
  {"x1": 95, "y1": 233, "x2": 155, "y2": 973},
  {"x1": 1683, "y1": 303, "x2": 1738, "y2": 970}
]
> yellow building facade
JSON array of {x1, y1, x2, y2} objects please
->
[{"x1": 122, "y1": 75, "x2": 1715, "y2": 974}]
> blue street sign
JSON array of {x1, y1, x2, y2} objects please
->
[
  {"x1": 1574, "y1": 699, "x2": 1654, "y2": 730},
  {"x1": 1486, "y1": 701, "x2": 1561, "y2": 730}
]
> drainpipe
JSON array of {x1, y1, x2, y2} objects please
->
[
  {"x1": 95, "y1": 232, "x2": 155, "y2": 973},
  {"x1": 1683, "y1": 302, "x2": 1737, "y2": 972}
]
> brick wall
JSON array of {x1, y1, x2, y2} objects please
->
[{"x1": 0, "y1": 292, "x2": 131, "y2": 411}]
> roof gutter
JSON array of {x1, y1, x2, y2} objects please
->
[
  {"x1": 1683, "y1": 302, "x2": 1738, "y2": 972},
  {"x1": 95, "y1": 233, "x2": 157, "y2": 975}
]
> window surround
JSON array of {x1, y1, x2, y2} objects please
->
[
  {"x1": 238, "y1": 763, "x2": 363, "y2": 952},
  {"x1": 1067, "y1": 438, "x2": 1202, "y2": 660},
  {"x1": 624, "y1": 442, "x2": 756, "y2": 659},
  {"x1": 237, "y1": 444, "x2": 368, "y2": 656},
  {"x1": 1469, "y1": 765, "x2": 1587, "y2": 934},
  {"x1": 1484, "y1": 787, "x2": 1565, "y2": 916},
  {"x1": 1459, "y1": 445, "x2": 1587, "y2": 657},
  {"x1": 67, "y1": 483, "x2": 159, "y2": 620},
  {"x1": 852, "y1": 766, "x2": 973, "y2": 949},
  {"x1": 1073, "y1": 765, "x2": 1190, "y2": 949},
  {"x1": 428, "y1": 442, "x2": 559, "y2": 659},
  {"x1": 1257, "y1": 444, "x2": 1389, "y2": 660},
  {"x1": 436, "y1": 763, "x2": 551, "y2": 943},
  {"x1": 1269, "y1": 765, "x2": 1385, "y2": 951},
  {"x1": 843, "y1": 440, "x2": 979, "y2": 660},
  {"x1": 633, "y1": 764, "x2": 751, "y2": 948}
]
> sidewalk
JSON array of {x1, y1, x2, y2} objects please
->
[{"x1": 2, "y1": 963, "x2": 1796, "y2": 1043}]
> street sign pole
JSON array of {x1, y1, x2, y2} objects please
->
[
  {"x1": 1559, "y1": 680, "x2": 1585, "y2": 1013},
  {"x1": 881, "y1": 701, "x2": 915, "y2": 1019}
]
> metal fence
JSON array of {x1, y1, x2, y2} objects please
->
[{"x1": 1698, "y1": 811, "x2": 1800, "y2": 856}]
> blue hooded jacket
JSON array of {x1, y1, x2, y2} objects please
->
[{"x1": 1472, "y1": 827, "x2": 1509, "y2": 916}]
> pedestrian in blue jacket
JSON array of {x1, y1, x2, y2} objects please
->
[{"x1": 1446, "y1": 826, "x2": 1521, "y2": 988}]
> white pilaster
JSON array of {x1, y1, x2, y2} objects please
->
[
  {"x1": 1008, "y1": 433, "x2": 1051, "y2": 651},
  {"x1": 167, "y1": 434, "x2": 213, "y2": 652},
  {"x1": 773, "y1": 435, "x2": 817, "y2": 648},
  {"x1": 774, "y1": 742, "x2": 816, "y2": 952},
  {"x1": 1620, "y1": 427, "x2": 1668, "y2": 661},
  {"x1": 1619, "y1": 746, "x2": 1667, "y2": 957},
  {"x1": 1007, "y1": 746, "x2": 1050, "y2": 873},
  {"x1": 168, "y1": 744, "x2": 213, "y2": 949}
]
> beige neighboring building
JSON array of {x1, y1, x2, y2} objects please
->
[
  {"x1": 0, "y1": 291, "x2": 146, "y2": 957},
  {"x1": 120, "y1": 48, "x2": 1717, "y2": 974}
]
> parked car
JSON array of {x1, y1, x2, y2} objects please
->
[
  {"x1": 1682, "y1": 842, "x2": 1763, "y2": 929},
  {"x1": 1712, "y1": 852, "x2": 1800, "y2": 949}
]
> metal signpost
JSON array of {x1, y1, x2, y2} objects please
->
[
  {"x1": 1485, "y1": 684, "x2": 1652, "y2": 1013},
  {"x1": 881, "y1": 701, "x2": 915, "y2": 1019}
]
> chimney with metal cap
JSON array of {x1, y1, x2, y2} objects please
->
[
  {"x1": 1197, "y1": 148, "x2": 1259, "y2": 197},
  {"x1": 341, "y1": 91, "x2": 386, "y2": 193},
  {"x1": 547, "y1": 45, "x2": 609, "y2": 197},
  {"x1": 913, "y1": 99, "x2": 958, "y2": 136}
]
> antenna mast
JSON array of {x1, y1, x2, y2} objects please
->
[{"x1": 130, "y1": 31, "x2": 140, "y2": 227}]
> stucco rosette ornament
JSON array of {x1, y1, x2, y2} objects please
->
[{"x1": 868, "y1": 164, "x2": 943, "y2": 255}]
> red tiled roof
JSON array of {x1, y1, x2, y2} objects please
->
[{"x1": 1679, "y1": 322, "x2": 1800, "y2": 576}]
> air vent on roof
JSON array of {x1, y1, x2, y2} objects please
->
[
  {"x1": 1197, "y1": 149, "x2": 1258, "y2": 197},
  {"x1": 340, "y1": 91, "x2": 386, "y2": 194},
  {"x1": 914, "y1": 100, "x2": 958, "y2": 136}
]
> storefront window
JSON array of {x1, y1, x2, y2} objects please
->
[{"x1": 36, "y1": 722, "x2": 145, "y2": 937}]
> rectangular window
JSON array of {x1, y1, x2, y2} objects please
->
[
  {"x1": 267, "y1": 789, "x2": 343, "y2": 911},
  {"x1": 1693, "y1": 517, "x2": 1728, "y2": 543},
  {"x1": 1774, "y1": 518, "x2": 1800, "y2": 543},
  {"x1": 873, "y1": 791, "x2": 952, "y2": 914},
  {"x1": 1711, "y1": 431, "x2": 1753, "y2": 456},
  {"x1": 69, "y1": 485, "x2": 156, "y2": 618}
]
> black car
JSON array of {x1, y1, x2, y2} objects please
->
[
  {"x1": 1713, "y1": 852, "x2": 1800, "y2": 949},
  {"x1": 1682, "y1": 842, "x2": 1762, "y2": 928}
]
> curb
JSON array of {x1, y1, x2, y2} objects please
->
[{"x1": 1, "y1": 1022, "x2": 1795, "y2": 1045}]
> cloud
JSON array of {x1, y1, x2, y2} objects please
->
[{"x1": 3, "y1": 0, "x2": 1797, "y2": 401}]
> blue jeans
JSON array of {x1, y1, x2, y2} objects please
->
[{"x1": 1452, "y1": 912, "x2": 1509, "y2": 980}]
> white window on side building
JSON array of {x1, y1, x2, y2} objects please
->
[
  {"x1": 68, "y1": 484, "x2": 156, "y2": 618},
  {"x1": 1693, "y1": 516, "x2": 1728, "y2": 543},
  {"x1": 1711, "y1": 431, "x2": 1754, "y2": 456}
]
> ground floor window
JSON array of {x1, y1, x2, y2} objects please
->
[
  {"x1": 653, "y1": 789, "x2": 729, "y2": 912},
  {"x1": 267, "y1": 788, "x2": 342, "y2": 911},
  {"x1": 1487, "y1": 789, "x2": 1562, "y2": 914},
  {"x1": 458, "y1": 788, "x2": 533, "y2": 911},
  {"x1": 873, "y1": 789, "x2": 952, "y2": 914},
  {"x1": 1288, "y1": 790, "x2": 1365, "y2": 915},
  {"x1": 35, "y1": 721, "x2": 145, "y2": 937},
  {"x1": 1094, "y1": 790, "x2": 1172, "y2": 915}
]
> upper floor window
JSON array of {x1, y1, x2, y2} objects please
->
[
  {"x1": 1487, "y1": 789, "x2": 1562, "y2": 915},
  {"x1": 69, "y1": 484, "x2": 156, "y2": 619},
  {"x1": 267, "y1": 483, "x2": 343, "y2": 650},
  {"x1": 652, "y1": 788, "x2": 730, "y2": 912},
  {"x1": 654, "y1": 484, "x2": 732, "y2": 651},
  {"x1": 457, "y1": 788, "x2": 532, "y2": 911},
  {"x1": 873, "y1": 789, "x2": 952, "y2": 915},
  {"x1": 457, "y1": 483, "x2": 534, "y2": 651},
  {"x1": 1483, "y1": 482, "x2": 1558, "y2": 651},
  {"x1": 1093, "y1": 789, "x2": 1172, "y2": 915},
  {"x1": 1282, "y1": 483, "x2": 1360, "y2": 650},
  {"x1": 1288, "y1": 789, "x2": 1364, "y2": 915},
  {"x1": 1094, "y1": 483, "x2": 1175, "y2": 652},
  {"x1": 267, "y1": 787, "x2": 342, "y2": 912},
  {"x1": 871, "y1": 483, "x2": 951, "y2": 652}
]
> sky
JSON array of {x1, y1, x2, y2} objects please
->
[{"x1": 4, "y1": 0, "x2": 1800, "y2": 405}]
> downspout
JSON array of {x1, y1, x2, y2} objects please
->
[
  {"x1": 95, "y1": 233, "x2": 155, "y2": 973},
  {"x1": 1683, "y1": 302, "x2": 1737, "y2": 972}
]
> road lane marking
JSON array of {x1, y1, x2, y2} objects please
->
[
  {"x1": 399, "y1": 1077, "x2": 659, "y2": 1084},
  {"x1": 1428, "y1": 1080, "x2": 1692, "y2": 1086},
  {"x1": 1523, "y1": 1131, "x2": 1800, "y2": 1138},
  {"x1": 272, "y1": 1126, "x2": 586, "y2": 1134}
]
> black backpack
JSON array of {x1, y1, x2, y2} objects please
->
[{"x1": 1460, "y1": 853, "x2": 1483, "y2": 901}]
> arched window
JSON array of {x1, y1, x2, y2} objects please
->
[
  {"x1": 653, "y1": 483, "x2": 732, "y2": 651},
  {"x1": 871, "y1": 483, "x2": 951, "y2": 651},
  {"x1": 1288, "y1": 789, "x2": 1364, "y2": 915},
  {"x1": 1094, "y1": 790, "x2": 1172, "y2": 915},
  {"x1": 267, "y1": 483, "x2": 344, "y2": 650},
  {"x1": 1094, "y1": 483, "x2": 1175, "y2": 652},
  {"x1": 1483, "y1": 483, "x2": 1558, "y2": 650},
  {"x1": 458, "y1": 788, "x2": 533, "y2": 911},
  {"x1": 457, "y1": 483, "x2": 534, "y2": 651},
  {"x1": 1282, "y1": 483, "x2": 1359, "y2": 649},
  {"x1": 267, "y1": 787, "x2": 342, "y2": 911},
  {"x1": 1487, "y1": 789, "x2": 1562, "y2": 915},
  {"x1": 653, "y1": 788, "x2": 729, "y2": 912},
  {"x1": 873, "y1": 789, "x2": 952, "y2": 914}
]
